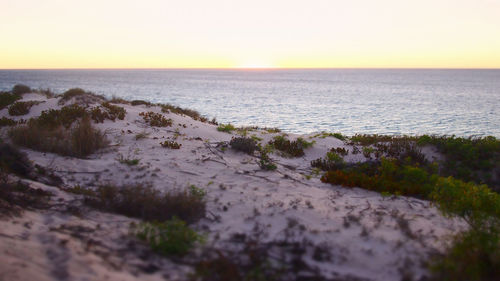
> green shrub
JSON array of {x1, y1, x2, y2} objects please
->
[
  {"x1": 84, "y1": 184, "x2": 206, "y2": 223},
  {"x1": 217, "y1": 123, "x2": 236, "y2": 133},
  {"x1": 160, "y1": 140, "x2": 181, "y2": 149},
  {"x1": 12, "y1": 84, "x2": 31, "y2": 95},
  {"x1": 259, "y1": 150, "x2": 277, "y2": 171},
  {"x1": 117, "y1": 155, "x2": 140, "y2": 166},
  {"x1": 430, "y1": 226, "x2": 500, "y2": 281},
  {"x1": 0, "y1": 117, "x2": 17, "y2": 127},
  {"x1": 133, "y1": 217, "x2": 204, "y2": 256},
  {"x1": 311, "y1": 150, "x2": 345, "y2": 171},
  {"x1": 139, "y1": 111, "x2": 173, "y2": 127},
  {"x1": 91, "y1": 102, "x2": 126, "y2": 123},
  {"x1": 37, "y1": 104, "x2": 87, "y2": 128},
  {"x1": 230, "y1": 137, "x2": 257, "y2": 154},
  {"x1": 0, "y1": 92, "x2": 21, "y2": 109},
  {"x1": 8, "y1": 101, "x2": 39, "y2": 116},
  {"x1": 418, "y1": 135, "x2": 500, "y2": 187},
  {"x1": 269, "y1": 136, "x2": 313, "y2": 157},
  {"x1": 431, "y1": 177, "x2": 500, "y2": 224}
]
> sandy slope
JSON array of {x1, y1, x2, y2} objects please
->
[{"x1": 0, "y1": 93, "x2": 466, "y2": 281}]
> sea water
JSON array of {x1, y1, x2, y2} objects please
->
[{"x1": 1, "y1": 69, "x2": 499, "y2": 137}]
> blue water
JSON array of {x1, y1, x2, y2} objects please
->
[{"x1": 1, "y1": 69, "x2": 499, "y2": 137}]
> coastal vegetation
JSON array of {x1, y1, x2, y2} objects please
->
[
  {"x1": 140, "y1": 111, "x2": 173, "y2": 127},
  {"x1": 8, "y1": 101, "x2": 41, "y2": 116},
  {"x1": 1, "y1": 85, "x2": 499, "y2": 280},
  {"x1": 217, "y1": 123, "x2": 236, "y2": 133},
  {"x1": 316, "y1": 134, "x2": 500, "y2": 281},
  {"x1": 269, "y1": 135, "x2": 314, "y2": 157}
]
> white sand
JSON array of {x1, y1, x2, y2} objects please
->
[{"x1": 0, "y1": 93, "x2": 466, "y2": 281}]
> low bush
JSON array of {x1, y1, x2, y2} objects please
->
[
  {"x1": 58, "y1": 88, "x2": 106, "y2": 105},
  {"x1": 133, "y1": 217, "x2": 204, "y2": 256},
  {"x1": 71, "y1": 117, "x2": 108, "y2": 157},
  {"x1": 9, "y1": 116, "x2": 107, "y2": 158},
  {"x1": 8, "y1": 101, "x2": 40, "y2": 116},
  {"x1": 12, "y1": 84, "x2": 31, "y2": 95},
  {"x1": 160, "y1": 140, "x2": 181, "y2": 149},
  {"x1": 269, "y1": 136, "x2": 313, "y2": 157},
  {"x1": 259, "y1": 150, "x2": 277, "y2": 171},
  {"x1": 139, "y1": 111, "x2": 173, "y2": 127},
  {"x1": 311, "y1": 150, "x2": 346, "y2": 171},
  {"x1": 0, "y1": 117, "x2": 17, "y2": 127},
  {"x1": 84, "y1": 184, "x2": 206, "y2": 223},
  {"x1": 217, "y1": 123, "x2": 236, "y2": 133},
  {"x1": 321, "y1": 158, "x2": 438, "y2": 198},
  {"x1": 37, "y1": 104, "x2": 87, "y2": 128},
  {"x1": 418, "y1": 135, "x2": 500, "y2": 188},
  {"x1": 91, "y1": 102, "x2": 126, "y2": 123},
  {"x1": 230, "y1": 137, "x2": 257, "y2": 155},
  {"x1": 0, "y1": 92, "x2": 21, "y2": 109},
  {"x1": 430, "y1": 225, "x2": 500, "y2": 281}
]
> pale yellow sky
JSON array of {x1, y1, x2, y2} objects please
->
[{"x1": 1, "y1": 0, "x2": 500, "y2": 68}]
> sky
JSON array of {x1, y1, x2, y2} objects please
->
[{"x1": 1, "y1": 0, "x2": 500, "y2": 69}]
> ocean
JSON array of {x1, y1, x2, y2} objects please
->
[{"x1": 1, "y1": 69, "x2": 499, "y2": 137}]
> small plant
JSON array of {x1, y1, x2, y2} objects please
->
[
  {"x1": 12, "y1": 84, "x2": 31, "y2": 95},
  {"x1": 362, "y1": 146, "x2": 375, "y2": 158},
  {"x1": 269, "y1": 135, "x2": 313, "y2": 157},
  {"x1": 135, "y1": 131, "x2": 149, "y2": 140},
  {"x1": 139, "y1": 111, "x2": 173, "y2": 127},
  {"x1": 133, "y1": 217, "x2": 204, "y2": 256},
  {"x1": 189, "y1": 184, "x2": 207, "y2": 199},
  {"x1": 160, "y1": 140, "x2": 181, "y2": 149},
  {"x1": 117, "y1": 155, "x2": 140, "y2": 166},
  {"x1": 8, "y1": 101, "x2": 40, "y2": 116},
  {"x1": 230, "y1": 137, "x2": 257, "y2": 154},
  {"x1": 102, "y1": 102, "x2": 126, "y2": 120},
  {"x1": 311, "y1": 150, "x2": 345, "y2": 171},
  {"x1": 91, "y1": 102, "x2": 126, "y2": 123},
  {"x1": 0, "y1": 117, "x2": 17, "y2": 127},
  {"x1": 217, "y1": 123, "x2": 236, "y2": 133},
  {"x1": 259, "y1": 150, "x2": 277, "y2": 171}
]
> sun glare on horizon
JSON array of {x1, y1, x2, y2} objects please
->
[{"x1": 236, "y1": 61, "x2": 277, "y2": 69}]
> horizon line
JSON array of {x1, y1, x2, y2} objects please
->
[{"x1": 1, "y1": 67, "x2": 500, "y2": 71}]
